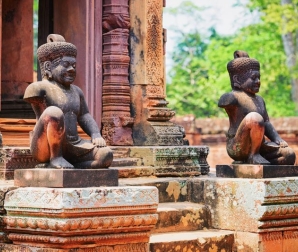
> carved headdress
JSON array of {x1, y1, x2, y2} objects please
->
[
  {"x1": 37, "y1": 34, "x2": 77, "y2": 78},
  {"x1": 227, "y1": 50, "x2": 260, "y2": 89}
]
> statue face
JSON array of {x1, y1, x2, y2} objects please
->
[
  {"x1": 235, "y1": 70, "x2": 260, "y2": 95},
  {"x1": 51, "y1": 56, "x2": 76, "y2": 86}
]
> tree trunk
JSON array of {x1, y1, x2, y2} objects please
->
[{"x1": 280, "y1": 0, "x2": 298, "y2": 104}]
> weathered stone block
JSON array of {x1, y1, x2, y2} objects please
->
[
  {"x1": 216, "y1": 164, "x2": 298, "y2": 178},
  {"x1": 3, "y1": 186, "x2": 158, "y2": 250},
  {"x1": 150, "y1": 230, "x2": 235, "y2": 252},
  {"x1": 14, "y1": 169, "x2": 118, "y2": 187},
  {"x1": 204, "y1": 177, "x2": 298, "y2": 232}
]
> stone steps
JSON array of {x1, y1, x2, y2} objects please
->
[
  {"x1": 120, "y1": 177, "x2": 190, "y2": 203},
  {"x1": 112, "y1": 166, "x2": 155, "y2": 178},
  {"x1": 149, "y1": 230, "x2": 235, "y2": 252},
  {"x1": 110, "y1": 157, "x2": 141, "y2": 167},
  {"x1": 153, "y1": 202, "x2": 211, "y2": 234},
  {"x1": 120, "y1": 175, "x2": 236, "y2": 251}
]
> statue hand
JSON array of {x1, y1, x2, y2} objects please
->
[
  {"x1": 275, "y1": 139, "x2": 288, "y2": 148},
  {"x1": 91, "y1": 133, "x2": 107, "y2": 147}
]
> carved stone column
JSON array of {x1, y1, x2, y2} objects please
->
[
  {"x1": 130, "y1": 0, "x2": 184, "y2": 146},
  {"x1": 101, "y1": 0, "x2": 134, "y2": 145}
]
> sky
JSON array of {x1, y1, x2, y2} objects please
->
[{"x1": 163, "y1": 0, "x2": 252, "y2": 71}]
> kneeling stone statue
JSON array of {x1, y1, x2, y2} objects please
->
[
  {"x1": 24, "y1": 34, "x2": 113, "y2": 169},
  {"x1": 218, "y1": 50, "x2": 296, "y2": 165}
]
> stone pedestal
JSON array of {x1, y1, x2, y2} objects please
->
[
  {"x1": 204, "y1": 177, "x2": 298, "y2": 251},
  {"x1": 2, "y1": 186, "x2": 158, "y2": 251},
  {"x1": 14, "y1": 169, "x2": 118, "y2": 187},
  {"x1": 216, "y1": 164, "x2": 298, "y2": 178}
]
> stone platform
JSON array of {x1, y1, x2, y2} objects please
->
[
  {"x1": 14, "y1": 168, "x2": 118, "y2": 187},
  {"x1": 216, "y1": 164, "x2": 298, "y2": 178},
  {"x1": 3, "y1": 186, "x2": 158, "y2": 250},
  {"x1": 0, "y1": 146, "x2": 210, "y2": 180},
  {"x1": 204, "y1": 176, "x2": 298, "y2": 251}
]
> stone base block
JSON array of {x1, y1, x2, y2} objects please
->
[
  {"x1": 204, "y1": 177, "x2": 298, "y2": 233},
  {"x1": 216, "y1": 164, "x2": 298, "y2": 178},
  {"x1": 0, "y1": 242, "x2": 149, "y2": 251},
  {"x1": 3, "y1": 186, "x2": 158, "y2": 250},
  {"x1": 14, "y1": 168, "x2": 118, "y2": 187}
]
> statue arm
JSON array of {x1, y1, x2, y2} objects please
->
[
  {"x1": 76, "y1": 86, "x2": 106, "y2": 147},
  {"x1": 23, "y1": 82, "x2": 46, "y2": 103},
  {"x1": 23, "y1": 82, "x2": 47, "y2": 119},
  {"x1": 263, "y1": 99, "x2": 287, "y2": 147},
  {"x1": 264, "y1": 121, "x2": 288, "y2": 147},
  {"x1": 218, "y1": 92, "x2": 237, "y2": 108}
]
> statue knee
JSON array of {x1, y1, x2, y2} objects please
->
[
  {"x1": 43, "y1": 106, "x2": 64, "y2": 122},
  {"x1": 246, "y1": 112, "x2": 264, "y2": 122},
  {"x1": 245, "y1": 112, "x2": 264, "y2": 128}
]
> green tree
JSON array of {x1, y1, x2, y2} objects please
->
[
  {"x1": 246, "y1": 0, "x2": 298, "y2": 105},
  {"x1": 166, "y1": 1, "x2": 297, "y2": 118}
]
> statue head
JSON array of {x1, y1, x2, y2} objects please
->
[
  {"x1": 227, "y1": 51, "x2": 260, "y2": 91},
  {"x1": 37, "y1": 34, "x2": 77, "y2": 85}
]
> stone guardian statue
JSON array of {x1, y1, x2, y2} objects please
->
[
  {"x1": 24, "y1": 34, "x2": 113, "y2": 169},
  {"x1": 218, "y1": 50, "x2": 296, "y2": 165}
]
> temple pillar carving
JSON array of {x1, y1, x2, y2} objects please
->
[
  {"x1": 101, "y1": 0, "x2": 134, "y2": 146},
  {"x1": 130, "y1": 0, "x2": 184, "y2": 146}
]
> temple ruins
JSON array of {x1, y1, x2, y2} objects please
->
[{"x1": 0, "y1": 1, "x2": 297, "y2": 251}]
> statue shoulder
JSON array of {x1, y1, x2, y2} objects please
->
[
  {"x1": 218, "y1": 92, "x2": 238, "y2": 108},
  {"x1": 71, "y1": 84, "x2": 84, "y2": 96},
  {"x1": 23, "y1": 81, "x2": 48, "y2": 102},
  {"x1": 256, "y1": 94, "x2": 266, "y2": 104}
]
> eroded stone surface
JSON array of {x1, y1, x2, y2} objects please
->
[
  {"x1": 14, "y1": 169, "x2": 118, "y2": 187},
  {"x1": 150, "y1": 230, "x2": 234, "y2": 252},
  {"x1": 3, "y1": 186, "x2": 158, "y2": 249},
  {"x1": 0, "y1": 242, "x2": 149, "y2": 251},
  {"x1": 204, "y1": 177, "x2": 298, "y2": 232},
  {"x1": 154, "y1": 202, "x2": 211, "y2": 233},
  {"x1": 120, "y1": 177, "x2": 189, "y2": 203},
  {"x1": 216, "y1": 164, "x2": 298, "y2": 178},
  {"x1": 0, "y1": 182, "x2": 17, "y2": 243}
]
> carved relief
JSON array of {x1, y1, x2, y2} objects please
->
[
  {"x1": 7, "y1": 232, "x2": 150, "y2": 248},
  {"x1": 4, "y1": 187, "x2": 158, "y2": 211},
  {"x1": 0, "y1": 243, "x2": 149, "y2": 252},
  {"x1": 4, "y1": 187, "x2": 158, "y2": 249},
  {"x1": 102, "y1": 0, "x2": 133, "y2": 145},
  {"x1": 0, "y1": 148, "x2": 38, "y2": 180},
  {"x1": 146, "y1": 0, "x2": 163, "y2": 85},
  {"x1": 5, "y1": 214, "x2": 158, "y2": 233}
]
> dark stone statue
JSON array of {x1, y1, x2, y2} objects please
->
[
  {"x1": 24, "y1": 34, "x2": 113, "y2": 169},
  {"x1": 218, "y1": 50, "x2": 296, "y2": 165}
]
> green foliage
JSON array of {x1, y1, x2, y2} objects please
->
[{"x1": 166, "y1": 1, "x2": 297, "y2": 118}]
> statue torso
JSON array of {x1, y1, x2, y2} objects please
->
[
  {"x1": 219, "y1": 90, "x2": 269, "y2": 136},
  {"x1": 24, "y1": 80, "x2": 82, "y2": 137}
]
